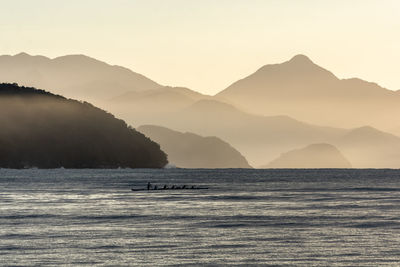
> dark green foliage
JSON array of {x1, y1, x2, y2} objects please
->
[{"x1": 0, "y1": 83, "x2": 167, "y2": 168}]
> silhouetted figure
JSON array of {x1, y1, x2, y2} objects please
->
[
  {"x1": 171, "y1": 185, "x2": 175, "y2": 189},
  {"x1": 182, "y1": 185, "x2": 186, "y2": 189},
  {"x1": 154, "y1": 185, "x2": 158, "y2": 190},
  {"x1": 147, "y1": 182, "x2": 152, "y2": 190},
  {"x1": 163, "y1": 185, "x2": 167, "y2": 189}
]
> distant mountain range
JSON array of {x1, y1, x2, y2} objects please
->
[
  {"x1": 123, "y1": 99, "x2": 346, "y2": 166},
  {"x1": 2, "y1": 52, "x2": 398, "y2": 133},
  {"x1": 127, "y1": 99, "x2": 400, "y2": 168},
  {"x1": 1, "y1": 52, "x2": 400, "y2": 168},
  {"x1": 217, "y1": 54, "x2": 400, "y2": 131},
  {"x1": 138, "y1": 125, "x2": 251, "y2": 168},
  {"x1": 0, "y1": 52, "x2": 161, "y2": 102}
]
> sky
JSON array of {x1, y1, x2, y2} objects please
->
[{"x1": 0, "y1": 0, "x2": 399, "y2": 95}]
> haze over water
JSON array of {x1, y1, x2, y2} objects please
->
[{"x1": 2, "y1": 168, "x2": 400, "y2": 266}]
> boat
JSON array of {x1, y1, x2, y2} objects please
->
[{"x1": 131, "y1": 186, "x2": 208, "y2": 191}]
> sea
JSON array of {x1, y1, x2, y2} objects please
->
[{"x1": 1, "y1": 168, "x2": 400, "y2": 266}]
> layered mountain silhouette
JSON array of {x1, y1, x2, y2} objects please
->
[
  {"x1": 3, "y1": 53, "x2": 399, "y2": 133},
  {"x1": 121, "y1": 99, "x2": 400, "y2": 168},
  {"x1": 138, "y1": 125, "x2": 251, "y2": 168},
  {"x1": 0, "y1": 53, "x2": 161, "y2": 102},
  {"x1": 123, "y1": 99, "x2": 346, "y2": 166},
  {"x1": 0, "y1": 83, "x2": 167, "y2": 168},
  {"x1": 217, "y1": 54, "x2": 400, "y2": 131},
  {"x1": 2, "y1": 52, "x2": 400, "y2": 169},
  {"x1": 264, "y1": 143, "x2": 352, "y2": 169}
]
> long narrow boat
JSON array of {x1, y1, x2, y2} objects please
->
[{"x1": 131, "y1": 187, "x2": 208, "y2": 191}]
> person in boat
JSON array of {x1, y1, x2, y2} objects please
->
[
  {"x1": 147, "y1": 182, "x2": 152, "y2": 190},
  {"x1": 163, "y1": 184, "x2": 168, "y2": 189}
]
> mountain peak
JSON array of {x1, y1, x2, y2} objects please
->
[
  {"x1": 253, "y1": 54, "x2": 328, "y2": 76},
  {"x1": 288, "y1": 54, "x2": 314, "y2": 64},
  {"x1": 11, "y1": 52, "x2": 50, "y2": 62},
  {"x1": 14, "y1": 52, "x2": 32, "y2": 58},
  {"x1": 342, "y1": 125, "x2": 400, "y2": 143},
  {"x1": 349, "y1": 126, "x2": 384, "y2": 136},
  {"x1": 53, "y1": 54, "x2": 104, "y2": 64}
]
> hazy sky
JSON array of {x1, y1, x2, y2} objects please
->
[{"x1": 1, "y1": 0, "x2": 399, "y2": 94}]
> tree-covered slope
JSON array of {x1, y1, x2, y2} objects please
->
[{"x1": 0, "y1": 83, "x2": 167, "y2": 168}]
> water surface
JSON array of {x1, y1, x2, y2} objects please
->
[{"x1": 1, "y1": 169, "x2": 400, "y2": 266}]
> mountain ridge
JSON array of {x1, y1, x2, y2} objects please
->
[
  {"x1": 124, "y1": 98, "x2": 347, "y2": 166},
  {"x1": 138, "y1": 125, "x2": 251, "y2": 168},
  {"x1": 216, "y1": 54, "x2": 400, "y2": 130},
  {"x1": 0, "y1": 52, "x2": 161, "y2": 102},
  {"x1": 264, "y1": 143, "x2": 352, "y2": 169}
]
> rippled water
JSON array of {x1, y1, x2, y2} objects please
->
[{"x1": 1, "y1": 169, "x2": 400, "y2": 266}]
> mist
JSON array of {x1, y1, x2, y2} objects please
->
[{"x1": 1, "y1": 53, "x2": 400, "y2": 168}]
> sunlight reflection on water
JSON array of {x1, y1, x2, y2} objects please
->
[{"x1": 1, "y1": 168, "x2": 400, "y2": 266}]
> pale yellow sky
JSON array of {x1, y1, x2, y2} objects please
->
[{"x1": 0, "y1": 0, "x2": 399, "y2": 94}]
